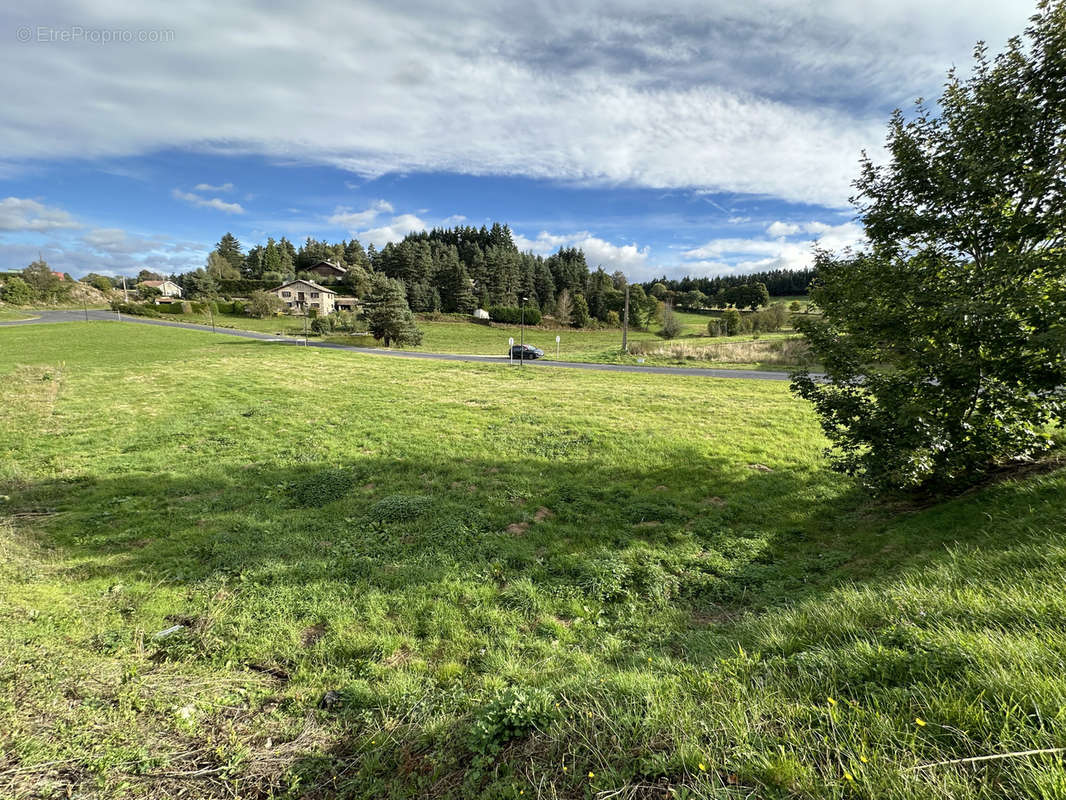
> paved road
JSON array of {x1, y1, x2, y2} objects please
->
[{"x1": 0, "y1": 309, "x2": 796, "y2": 381}]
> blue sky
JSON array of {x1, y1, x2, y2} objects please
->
[{"x1": 0, "y1": 0, "x2": 1035, "y2": 280}]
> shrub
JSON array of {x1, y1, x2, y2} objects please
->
[
  {"x1": 605, "y1": 310, "x2": 620, "y2": 326},
  {"x1": 0, "y1": 277, "x2": 33, "y2": 305},
  {"x1": 247, "y1": 291, "x2": 284, "y2": 319},
  {"x1": 707, "y1": 318, "x2": 723, "y2": 337},
  {"x1": 157, "y1": 303, "x2": 184, "y2": 314},
  {"x1": 310, "y1": 315, "x2": 333, "y2": 335},
  {"x1": 109, "y1": 301, "x2": 160, "y2": 318},
  {"x1": 216, "y1": 278, "x2": 274, "y2": 296},
  {"x1": 722, "y1": 308, "x2": 742, "y2": 336},
  {"x1": 660, "y1": 304, "x2": 683, "y2": 339},
  {"x1": 487, "y1": 306, "x2": 542, "y2": 326},
  {"x1": 470, "y1": 686, "x2": 556, "y2": 754}
]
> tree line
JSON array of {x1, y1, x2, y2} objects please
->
[{"x1": 643, "y1": 267, "x2": 817, "y2": 299}]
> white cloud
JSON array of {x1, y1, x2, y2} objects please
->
[
  {"x1": 0, "y1": 196, "x2": 80, "y2": 231},
  {"x1": 514, "y1": 228, "x2": 654, "y2": 278},
  {"x1": 357, "y1": 213, "x2": 428, "y2": 248},
  {"x1": 683, "y1": 220, "x2": 865, "y2": 273},
  {"x1": 171, "y1": 189, "x2": 245, "y2": 214},
  {"x1": 0, "y1": 1, "x2": 1034, "y2": 207},
  {"x1": 327, "y1": 199, "x2": 394, "y2": 230},
  {"x1": 766, "y1": 221, "x2": 802, "y2": 236},
  {"x1": 193, "y1": 182, "x2": 234, "y2": 192},
  {"x1": 0, "y1": 226, "x2": 206, "y2": 278}
]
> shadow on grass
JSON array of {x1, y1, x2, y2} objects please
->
[
  {"x1": 9, "y1": 448, "x2": 1059, "y2": 621},
  {"x1": 6, "y1": 454, "x2": 1066, "y2": 799}
]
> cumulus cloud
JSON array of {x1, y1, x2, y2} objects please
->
[
  {"x1": 515, "y1": 229, "x2": 653, "y2": 277},
  {"x1": 171, "y1": 189, "x2": 245, "y2": 214},
  {"x1": 682, "y1": 220, "x2": 865, "y2": 273},
  {"x1": 193, "y1": 182, "x2": 234, "y2": 192},
  {"x1": 0, "y1": 226, "x2": 205, "y2": 278},
  {"x1": 0, "y1": 0, "x2": 1033, "y2": 207},
  {"x1": 766, "y1": 221, "x2": 802, "y2": 237},
  {"x1": 327, "y1": 199, "x2": 395, "y2": 230},
  {"x1": 357, "y1": 213, "x2": 428, "y2": 248},
  {"x1": 0, "y1": 196, "x2": 80, "y2": 231}
]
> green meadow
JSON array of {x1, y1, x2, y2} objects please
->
[
  {"x1": 2, "y1": 322, "x2": 1065, "y2": 799},
  {"x1": 118, "y1": 305, "x2": 803, "y2": 369}
]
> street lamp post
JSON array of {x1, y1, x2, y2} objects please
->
[{"x1": 520, "y1": 296, "x2": 528, "y2": 367}]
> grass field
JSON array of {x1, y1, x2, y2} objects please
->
[
  {"x1": 3, "y1": 322, "x2": 1065, "y2": 799},
  {"x1": 123, "y1": 307, "x2": 803, "y2": 370},
  {"x1": 0, "y1": 307, "x2": 36, "y2": 321}
]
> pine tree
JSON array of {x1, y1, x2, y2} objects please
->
[
  {"x1": 366, "y1": 276, "x2": 423, "y2": 347},
  {"x1": 215, "y1": 233, "x2": 244, "y2": 272},
  {"x1": 571, "y1": 293, "x2": 590, "y2": 328},
  {"x1": 534, "y1": 258, "x2": 556, "y2": 313},
  {"x1": 263, "y1": 238, "x2": 282, "y2": 277}
]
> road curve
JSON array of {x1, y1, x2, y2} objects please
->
[{"x1": 1, "y1": 309, "x2": 796, "y2": 381}]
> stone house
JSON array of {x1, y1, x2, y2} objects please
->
[{"x1": 273, "y1": 279, "x2": 336, "y2": 313}]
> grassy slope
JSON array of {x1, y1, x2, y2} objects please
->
[{"x1": 2, "y1": 323, "x2": 1064, "y2": 799}]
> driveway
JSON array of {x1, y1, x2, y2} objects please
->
[{"x1": 1, "y1": 309, "x2": 797, "y2": 381}]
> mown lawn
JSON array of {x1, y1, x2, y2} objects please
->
[
  {"x1": 2, "y1": 322, "x2": 1064, "y2": 799},
  {"x1": 0, "y1": 307, "x2": 36, "y2": 321}
]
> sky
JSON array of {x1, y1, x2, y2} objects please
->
[{"x1": 0, "y1": 0, "x2": 1036, "y2": 281}]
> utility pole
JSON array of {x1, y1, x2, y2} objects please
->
[
  {"x1": 84, "y1": 300, "x2": 89, "y2": 322},
  {"x1": 208, "y1": 302, "x2": 215, "y2": 333},
  {"x1": 122, "y1": 275, "x2": 129, "y2": 303},
  {"x1": 622, "y1": 284, "x2": 630, "y2": 353}
]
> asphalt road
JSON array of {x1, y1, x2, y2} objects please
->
[{"x1": 1, "y1": 309, "x2": 796, "y2": 381}]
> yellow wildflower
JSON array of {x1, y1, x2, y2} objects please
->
[
  {"x1": 827, "y1": 697, "x2": 837, "y2": 706},
  {"x1": 860, "y1": 756, "x2": 868, "y2": 763},
  {"x1": 915, "y1": 718, "x2": 927, "y2": 727},
  {"x1": 698, "y1": 762, "x2": 707, "y2": 772},
  {"x1": 588, "y1": 771, "x2": 596, "y2": 779},
  {"x1": 844, "y1": 772, "x2": 854, "y2": 782}
]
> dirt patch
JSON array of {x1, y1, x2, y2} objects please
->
[
  {"x1": 691, "y1": 608, "x2": 741, "y2": 626},
  {"x1": 703, "y1": 496, "x2": 727, "y2": 507},
  {"x1": 533, "y1": 507, "x2": 554, "y2": 522},
  {"x1": 506, "y1": 522, "x2": 530, "y2": 535},
  {"x1": 382, "y1": 646, "x2": 413, "y2": 667},
  {"x1": 748, "y1": 464, "x2": 773, "y2": 472},
  {"x1": 654, "y1": 485, "x2": 669, "y2": 491},
  {"x1": 635, "y1": 521, "x2": 662, "y2": 528},
  {"x1": 302, "y1": 623, "x2": 327, "y2": 648}
]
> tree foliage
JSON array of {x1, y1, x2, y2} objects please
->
[
  {"x1": 659, "y1": 303, "x2": 683, "y2": 339},
  {"x1": 365, "y1": 276, "x2": 423, "y2": 347},
  {"x1": 792, "y1": 2, "x2": 1066, "y2": 491},
  {"x1": 246, "y1": 290, "x2": 285, "y2": 318}
]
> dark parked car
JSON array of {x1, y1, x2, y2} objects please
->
[{"x1": 509, "y1": 344, "x2": 544, "y2": 360}]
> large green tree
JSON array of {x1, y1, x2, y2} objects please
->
[
  {"x1": 792, "y1": 1, "x2": 1066, "y2": 491},
  {"x1": 365, "y1": 277, "x2": 423, "y2": 347},
  {"x1": 214, "y1": 233, "x2": 244, "y2": 272},
  {"x1": 22, "y1": 259, "x2": 61, "y2": 300}
]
